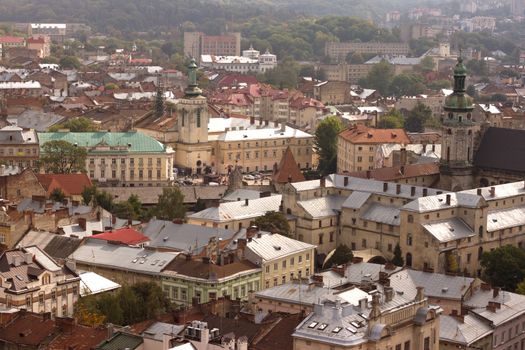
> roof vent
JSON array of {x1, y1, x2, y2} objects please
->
[
  {"x1": 442, "y1": 287, "x2": 448, "y2": 293},
  {"x1": 273, "y1": 245, "x2": 281, "y2": 251}
]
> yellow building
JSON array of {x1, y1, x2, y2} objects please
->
[
  {"x1": 242, "y1": 232, "x2": 316, "y2": 289},
  {"x1": 337, "y1": 125, "x2": 410, "y2": 173}
]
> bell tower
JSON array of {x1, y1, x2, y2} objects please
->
[
  {"x1": 176, "y1": 58, "x2": 208, "y2": 144},
  {"x1": 439, "y1": 56, "x2": 477, "y2": 191}
]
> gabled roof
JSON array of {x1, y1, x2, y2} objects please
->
[
  {"x1": 273, "y1": 147, "x2": 305, "y2": 184},
  {"x1": 0, "y1": 312, "x2": 57, "y2": 347},
  {"x1": 90, "y1": 227, "x2": 150, "y2": 246},
  {"x1": 35, "y1": 173, "x2": 93, "y2": 197},
  {"x1": 474, "y1": 127, "x2": 525, "y2": 173},
  {"x1": 246, "y1": 233, "x2": 315, "y2": 262},
  {"x1": 440, "y1": 315, "x2": 492, "y2": 346}
]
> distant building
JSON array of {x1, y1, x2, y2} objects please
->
[
  {"x1": 0, "y1": 36, "x2": 25, "y2": 57},
  {"x1": 26, "y1": 36, "x2": 51, "y2": 58},
  {"x1": 200, "y1": 49, "x2": 277, "y2": 74},
  {"x1": 29, "y1": 23, "x2": 67, "y2": 43},
  {"x1": 324, "y1": 42, "x2": 410, "y2": 62},
  {"x1": 184, "y1": 32, "x2": 241, "y2": 60},
  {"x1": 0, "y1": 125, "x2": 39, "y2": 168}
]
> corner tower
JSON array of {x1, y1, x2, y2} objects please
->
[{"x1": 439, "y1": 56, "x2": 477, "y2": 191}]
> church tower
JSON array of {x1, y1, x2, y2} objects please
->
[
  {"x1": 175, "y1": 59, "x2": 212, "y2": 174},
  {"x1": 439, "y1": 56, "x2": 477, "y2": 191},
  {"x1": 177, "y1": 58, "x2": 209, "y2": 144}
]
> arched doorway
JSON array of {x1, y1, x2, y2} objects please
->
[{"x1": 406, "y1": 253, "x2": 413, "y2": 267}]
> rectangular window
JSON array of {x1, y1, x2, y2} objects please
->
[
  {"x1": 282, "y1": 260, "x2": 286, "y2": 268},
  {"x1": 404, "y1": 341, "x2": 410, "y2": 350},
  {"x1": 424, "y1": 337, "x2": 430, "y2": 350},
  {"x1": 290, "y1": 257, "x2": 294, "y2": 266}
]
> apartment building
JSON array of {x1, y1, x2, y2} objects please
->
[
  {"x1": 319, "y1": 63, "x2": 372, "y2": 84},
  {"x1": 337, "y1": 125, "x2": 410, "y2": 173},
  {"x1": 0, "y1": 125, "x2": 39, "y2": 168},
  {"x1": 325, "y1": 42, "x2": 410, "y2": 61},
  {"x1": 0, "y1": 246, "x2": 80, "y2": 317},
  {"x1": 243, "y1": 232, "x2": 316, "y2": 289},
  {"x1": 38, "y1": 131, "x2": 174, "y2": 186}
]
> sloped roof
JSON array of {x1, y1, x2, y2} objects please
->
[
  {"x1": 440, "y1": 315, "x2": 492, "y2": 346},
  {"x1": 273, "y1": 147, "x2": 305, "y2": 184},
  {"x1": 246, "y1": 233, "x2": 315, "y2": 262},
  {"x1": 35, "y1": 173, "x2": 93, "y2": 196},
  {"x1": 90, "y1": 228, "x2": 150, "y2": 246},
  {"x1": 474, "y1": 127, "x2": 525, "y2": 173},
  {"x1": 339, "y1": 124, "x2": 410, "y2": 144}
]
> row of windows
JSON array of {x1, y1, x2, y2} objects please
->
[
  {"x1": 266, "y1": 269, "x2": 311, "y2": 288},
  {"x1": 264, "y1": 254, "x2": 310, "y2": 273},
  {"x1": 227, "y1": 139, "x2": 309, "y2": 149},
  {"x1": 89, "y1": 169, "x2": 163, "y2": 180},
  {"x1": 89, "y1": 157, "x2": 163, "y2": 166}
]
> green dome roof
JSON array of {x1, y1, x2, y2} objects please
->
[
  {"x1": 444, "y1": 93, "x2": 474, "y2": 111},
  {"x1": 454, "y1": 57, "x2": 467, "y2": 76}
]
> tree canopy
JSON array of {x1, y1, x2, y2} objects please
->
[
  {"x1": 49, "y1": 117, "x2": 97, "y2": 132},
  {"x1": 481, "y1": 245, "x2": 525, "y2": 292},
  {"x1": 314, "y1": 116, "x2": 344, "y2": 176},
  {"x1": 324, "y1": 244, "x2": 353, "y2": 268},
  {"x1": 40, "y1": 140, "x2": 87, "y2": 174},
  {"x1": 404, "y1": 102, "x2": 434, "y2": 132},
  {"x1": 154, "y1": 187, "x2": 186, "y2": 220},
  {"x1": 253, "y1": 211, "x2": 291, "y2": 237}
]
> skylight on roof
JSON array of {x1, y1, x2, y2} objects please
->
[
  {"x1": 332, "y1": 327, "x2": 343, "y2": 333},
  {"x1": 358, "y1": 313, "x2": 368, "y2": 320},
  {"x1": 308, "y1": 322, "x2": 318, "y2": 328},
  {"x1": 350, "y1": 321, "x2": 361, "y2": 328},
  {"x1": 318, "y1": 323, "x2": 328, "y2": 330},
  {"x1": 346, "y1": 327, "x2": 357, "y2": 334}
]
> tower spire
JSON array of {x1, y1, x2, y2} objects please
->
[{"x1": 185, "y1": 58, "x2": 202, "y2": 97}]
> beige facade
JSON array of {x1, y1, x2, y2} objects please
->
[
  {"x1": 319, "y1": 63, "x2": 372, "y2": 84},
  {"x1": 0, "y1": 126, "x2": 39, "y2": 169},
  {"x1": 337, "y1": 126, "x2": 411, "y2": 173}
]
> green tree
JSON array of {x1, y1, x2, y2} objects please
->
[
  {"x1": 154, "y1": 187, "x2": 186, "y2": 220},
  {"x1": 50, "y1": 188, "x2": 66, "y2": 202},
  {"x1": 104, "y1": 83, "x2": 118, "y2": 90},
  {"x1": 161, "y1": 42, "x2": 176, "y2": 57},
  {"x1": 404, "y1": 102, "x2": 432, "y2": 132},
  {"x1": 392, "y1": 243, "x2": 404, "y2": 267},
  {"x1": 346, "y1": 52, "x2": 364, "y2": 64},
  {"x1": 59, "y1": 56, "x2": 81, "y2": 69},
  {"x1": 390, "y1": 73, "x2": 425, "y2": 98},
  {"x1": 258, "y1": 56, "x2": 300, "y2": 89},
  {"x1": 40, "y1": 140, "x2": 87, "y2": 174},
  {"x1": 314, "y1": 116, "x2": 343, "y2": 176},
  {"x1": 324, "y1": 244, "x2": 353, "y2": 267},
  {"x1": 49, "y1": 117, "x2": 97, "y2": 132},
  {"x1": 377, "y1": 110, "x2": 404, "y2": 129},
  {"x1": 82, "y1": 185, "x2": 97, "y2": 205},
  {"x1": 113, "y1": 194, "x2": 143, "y2": 220},
  {"x1": 517, "y1": 278, "x2": 525, "y2": 295},
  {"x1": 359, "y1": 60, "x2": 394, "y2": 96},
  {"x1": 253, "y1": 211, "x2": 291, "y2": 237},
  {"x1": 427, "y1": 79, "x2": 451, "y2": 91},
  {"x1": 481, "y1": 245, "x2": 525, "y2": 291},
  {"x1": 94, "y1": 190, "x2": 114, "y2": 211},
  {"x1": 194, "y1": 198, "x2": 206, "y2": 212},
  {"x1": 416, "y1": 56, "x2": 435, "y2": 73},
  {"x1": 155, "y1": 86, "x2": 165, "y2": 118}
]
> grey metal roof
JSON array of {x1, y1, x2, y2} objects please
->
[
  {"x1": 461, "y1": 179, "x2": 525, "y2": 201},
  {"x1": 142, "y1": 322, "x2": 184, "y2": 341},
  {"x1": 223, "y1": 189, "x2": 277, "y2": 202},
  {"x1": 389, "y1": 269, "x2": 474, "y2": 301},
  {"x1": 342, "y1": 262, "x2": 402, "y2": 285},
  {"x1": 361, "y1": 203, "x2": 400, "y2": 226},
  {"x1": 17, "y1": 198, "x2": 92, "y2": 216},
  {"x1": 7, "y1": 109, "x2": 64, "y2": 132},
  {"x1": 298, "y1": 196, "x2": 346, "y2": 219},
  {"x1": 255, "y1": 282, "x2": 333, "y2": 306},
  {"x1": 402, "y1": 192, "x2": 482, "y2": 213},
  {"x1": 68, "y1": 240, "x2": 178, "y2": 275},
  {"x1": 189, "y1": 195, "x2": 282, "y2": 222},
  {"x1": 342, "y1": 191, "x2": 371, "y2": 209},
  {"x1": 486, "y1": 206, "x2": 525, "y2": 232},
  {"x1": 246, "y1": 233, "x2": 315, "y2": 262},
  {"x1": 464, "y1": 289, "x2": 525, "y2": 326},
  {"x1": 440, "y1": 314, "x2": 492, "y2": 346},
  {"x1": 422, "y1": 217, "x2": 475, "y2": 243},
  {"x1": 142, "y1": 219, "x2": 235, "y2": 254}
]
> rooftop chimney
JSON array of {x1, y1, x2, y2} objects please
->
[
  {"x1": 477, "y1": 188, "x2": 482, "y2": 196},
  {"x1": 490, "y1": 186, "x2": 496, "y2": 197},
  {"x1": 78, "y1": 218, "x2": 87, "y2": 231},
  {"x1": 493, "y1": 287, "x2": 500, "y2": 298},
  {"x1": 273, "y1": 121, "x2": 278, "y2": 127},
  {"x1": 384, "y1": 286, "x2": 394, "y2": 302},
  {"x1": 320, "y1": 177, "x2": 326, "y2": 188},
  {"x1": 423, "y1": 188, "x2": 428, "y2": 197},
  {"x1": 396, "y1": 183, "x2": 401, "y2": 194},
  {"x1": 280, "y1": 122, "x2": 286, "y2": 132},
  {"x1": 245, "y1": 198, "x2": 249, "y2": 206},
  {"x1": 416, "y1": 286, "x2": 425, "y2": 301},
  {"x1": 250, "y1": 116, "x2": 255, "y2": 125},
  {"x1": 344, "y1": 176, "x2": 349, "y2": 186},
  {"x1": 446, "y1": 194, "x2": 451, "y2": 205},
  {"x1": 400, "y1": 148, "x2": 407, "y2": 165}
]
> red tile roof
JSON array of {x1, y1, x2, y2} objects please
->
[
  {"x1": 91, "y1": 228, "x2": 150, "y2": 246},
  {"x1": 48, "y1": 321, "x2": 107, "y2": 350},
  {"x1": 339, "y1": 124, "x2": 410, "y2": 144},
  {"x1": 0, "y1": 312, "x2": 58, "y2": 347},
  {"x1": 273, "y1": 146, "x2": 305, "y2": 184},
  {"x1": 0, "y1": 36, "x2": 25, "y2": 44},
  {"x1": 35, "y1": 173, "x2": 93, "y2": 197}
]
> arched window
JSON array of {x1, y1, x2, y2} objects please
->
[{"x1": 407, "y1": 234, "x2": 413, "y2": 246}]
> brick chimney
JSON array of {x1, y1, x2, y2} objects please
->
[
  {"x1": 320, "y1": 177, "x2": 326, "y2": 188},
  {"x1": 77, "y1": 218, "x2": 86, "y2": 231}
]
